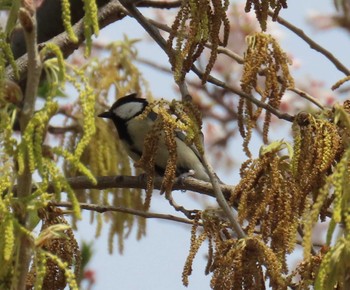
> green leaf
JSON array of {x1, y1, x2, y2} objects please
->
[
  {"x1": 37, "y1": 80, "x2": 67, "y2": 99},
  {"x1": 80, "y1": 241, "x2": 94, "y2": 270},
  {"x1": 259, "y1": 140, "x2": 293, "y2": 158}
]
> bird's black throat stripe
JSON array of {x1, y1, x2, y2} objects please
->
[
  {"x1": 111, "y1": 117, "x2": 133, "y2": 145},
  {"x1": 112, "y1": 111, "x2": 156, "y2": 147},
  {"x1": 130, "y1": 147, "x2": 142, "y2": 159}
]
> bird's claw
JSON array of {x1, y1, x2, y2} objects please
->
[{"x1": 178, "y1": 169, "x2": 195, "y2": 186}]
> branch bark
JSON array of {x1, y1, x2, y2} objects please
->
[
  {"x1": 10, "y1": 0, "x2": 112, "y2": 59},
  {"x1": 201, "y1": 155, "x2": 246, "y2": 238},
  {"x1": 138, "y1": 0, "x2": 181, "y2": 8},
  {"x1": 6, "y1": 1, "x2": 128, "y2": 82},
  {"x1": 271, "y1": 11, "x2": 350, "y2": 76},
  {"x1": 191, "y1": 65, "x2": 295, "y2": 122},
  {"x1": 12, "y1": 175, "x2": 234, "y2": 201},
  {"x1": 52, "y1": 201, "x2": 196, "y2": 225},
  {"x1": 15, "y1": 5, "x2": 42, "y2": 290}
]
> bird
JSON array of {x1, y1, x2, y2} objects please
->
[{"x1": 98, "y1": 93, "x2": 211, "y2": 182}]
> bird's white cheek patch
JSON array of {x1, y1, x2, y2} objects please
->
[{"x1": 114, "y1": 102, "x2": 144, "y2": 120}]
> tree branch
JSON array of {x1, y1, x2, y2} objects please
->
[
  {"x1": 128, "y1": 11, "x2": 295, "y2": 128},
  {"x1": 191, "y1": 65, "x2": 295, "y2": 122},
  {"x1": 271, "y1": 12, "x2": 350, "y2": 76},
  {"x1": 47, "y1": 125, "x2": 80, "y2": 134},
  {"x1": 13, "y1": 175, "x2": 234, "y2": 201},
  {"x1": 16, "y1": 5, "x2": 42, "y2": 290},
  {"x1": 147, "y1": 18, "x2": 245, "y2": 64},
  {"x1": 6, "y1": 0, "x2": 128, "y2": 82},
  {"x1": 288, "y1": 87, "x2": 325, "y2": 110},
  {"x1": 52, "y1": 201, "x2": 196, "y2": 225},
  {"x1": 119, "y1": 0, "x2": 168, "y2": 51},
  {"x1": 145, "y1": 17, "x2": 326, "y2": 113},
  {"x1": 137, "y1": 0, "x2": 182, "y2": 9},
  {"x1": 200, "y1": 154, "x2": 246, "y2": 238}
]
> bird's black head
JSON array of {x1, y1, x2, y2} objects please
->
[{"x1": 98, "y1": 93, "x2": 149, "y2": 121}]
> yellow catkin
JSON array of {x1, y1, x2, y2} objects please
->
[
  {"x1": 82, "y1": 0, "x2": 99, "y2": 56},
  {"x1": 33, "y1": 251, "x2": 47, "y2": 290},
  {"x1": 240, "y1": 33, "x2": 294, "y2": 153},
  {"x1": 60, "y1": 0, "x2": 78, "y2": 43},
  {"x1": 53, "y1": 147, "x2": 96, "y2": 185},
  {"x1": 41, "y1": 44, "x2": 65, "y2": 80},
  {"x1": 84, "y1": 0, "x2": 99, "y2": 35},
  {"x1": 167, "y1": 0, "x2": 229, "y2": 82},
  {"x1": 245, "y1": 0, "x2": 288, "y2": 31},
  {"x1": 3, "y1": 218, "x2": 14, "y2": 261},
  {"x1": 182, "y1": 213, "x2": 206, "y2": 286},
  {"x1": 0, "y1": 32, "x2": 19, "y2": 79}
]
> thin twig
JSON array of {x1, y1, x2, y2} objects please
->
[
  {"x1": 52, "y1": 201, "x2": 195, "y2": 225},
  {"x1": 288, "y1": 87, "x2": 325, "y2": 110},
  {"x1": 200, "y1": 154, "x2": 246, "y2": 239},
  {"x1": 119, "y1": 0, "x2": 168, "y2": 51},
  {"x1": 216, "y1": 46, "x2": 244, "y2": 64},
  {"x1": 123, "y1": 7, "x2": 294, "y2": 122},
  {"x1": 164, "y1": 191, "x2": 198, "y2": 219},
  {"x1": 47, "y1": 125, "x2": 80, "y2": 134},
  {"x1": 178, "y1": 80, "x2": 191, "y2": 101},
  {"x1": 136, "y1": 57, "x2": 172, "y2": 73},
  {"x1": 147, "y1": 18, "x2": 244, "y2": 64},
  {"x1": 271, "y1": 11, "x2": 350, "y2": 76},
  {"x1": 191, "y1": 65, "x2": 295, "y2": 122}
]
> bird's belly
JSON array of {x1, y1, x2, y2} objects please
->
[{"x1": 124, "y1": 120, "x2": 209, "y2": 181}]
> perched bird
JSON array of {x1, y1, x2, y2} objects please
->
[{"x1": 98, "y1": 93, "x2": 210, "y2": 182}]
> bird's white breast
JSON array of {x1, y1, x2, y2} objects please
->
[{"x1": 113, "y1": 102, "x2": 144, "y2": 120}]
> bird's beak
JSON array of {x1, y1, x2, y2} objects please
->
[{"x1": 98, "y1": 111, "x2": 112, "y2": 119}]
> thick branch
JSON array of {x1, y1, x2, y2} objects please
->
[
  {"x1": 16, "y1": 5, "x2": 42, "y2": 290},
  {"x1": 15, "y1": 175, "x2": 234, "y2": 201},
  {"x1": 137, "y1": 0, "x2": 181, "y2": 8},
  {"x1": 11, "y1": 0, "x2": 112, "y2": 59},
  {"x1": 6, "y1": 1, "x2": 127, "y2": 82}
]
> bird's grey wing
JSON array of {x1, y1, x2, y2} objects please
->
[
  {"x1": 174, "y1": 130, "x2": 204, "y2": 162},
  {"x1": 147, "y1": 110, "x2": 158, "y2": 121},
  {"x1": 147, "y1": 110, "x2": 204, "y2": 163},
  {"x1": 175, "y1": 128, "x2": 224, "y2": 183}
]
